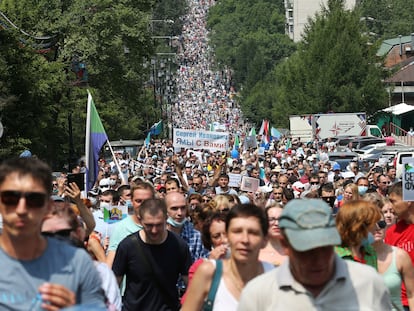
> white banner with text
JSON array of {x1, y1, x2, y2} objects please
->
[{"x1": 173, "y1": 128, "x2": 229, "y2": 152}]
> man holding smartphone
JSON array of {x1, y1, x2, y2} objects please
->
[{"x1": 0, "y1": 157, "x2": 105, "y2": 310}]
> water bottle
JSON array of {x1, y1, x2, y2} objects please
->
[{"x1": 29, "y1": 293, "x2": 44, "y2": 311}]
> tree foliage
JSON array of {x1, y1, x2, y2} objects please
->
[
  {"x1": 358, "y1": 0, "x2": 414, "y2": 39},
  {"x1": 0, "y1": 0, "x2": 185, "y2": 168},
  {"x1": 269, "y1": 0, "x2": 387, "y2": 128}
]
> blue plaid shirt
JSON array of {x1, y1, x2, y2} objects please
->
[{"x1": 180, "y1": 221, "x2": 209, "y2": 263}]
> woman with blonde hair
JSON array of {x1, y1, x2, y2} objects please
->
[
  {"x1": 335, "y1": 200, "x2": 382, "y2": 269},
  {"x1": 213, "y1": 194, "x2": 232, "y2": 213},
  {"x1": 362, "y1": 193, "x2": 397, "y2": 230},
  {"x1": 381, "y1": 197, "x2": 397, "y2": 229},
  {"x1": 342, "y1": 182, "x2": 360, "y2": 203}
]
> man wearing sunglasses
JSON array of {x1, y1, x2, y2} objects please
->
[
  {"x1": 187, "y1": 175, "x2": 206, "y2": 195},
  {"x1": 0, "y1": 157, "x2": 105, "y2": 310}
]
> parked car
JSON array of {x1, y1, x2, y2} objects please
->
[
  {"x1": 328, "y1": 152, "x2": 360, "y2": 171},
  {"x1": 354, "y1": 143, "x2": 408, "y2": 160},
  {"x1": 394, "y1": 150, "x2": 414, "y2": 179},
  {"x1": 336, "y1": 136, "x2": 386, "y2": 151}
]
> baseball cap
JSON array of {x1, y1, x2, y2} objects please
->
[
  {"x1": 333, "y1": 163, "x2": 341, "y2": 171},
  {"x1": 99, "y1": 178, "x2": 111, "y2": 191},
  {"x1": 279, "y1": 199, "x2": 341, "y2": 251}
]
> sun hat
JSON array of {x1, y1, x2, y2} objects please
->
[{"x1": 279, "y1": 199, "x2": 341, "y2": 251}]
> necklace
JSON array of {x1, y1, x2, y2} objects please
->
[
  {"x1": 228, "y1": 260, "x2": 261, "y2": 292},
  {"x1": 228, "y1": 261, "x2": 245, "y2": 292}
]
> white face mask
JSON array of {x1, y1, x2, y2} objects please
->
[
  {"x1": 358, "y1": 186, "x2": 368, "y2": 195},
  {"x1": 109, "y1": 179, "x2": 116, "y2": 186},
  {"x1": 100, "y1": 202, "x2": 111, "y2": 210}
]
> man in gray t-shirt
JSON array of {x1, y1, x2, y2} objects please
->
[{"x1": 0, "y1": 157, "x2": 105, "y2": 310}]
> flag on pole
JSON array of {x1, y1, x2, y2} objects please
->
[
  {"x1": 259, "y1": 120, "x2": 269, "y2": 137},
  {"x1": 258, "y1": 120, "x2": 265, "y2": 136},
  {"x1": 271, "y1": 127, "x2": 281, "y2": 140},
  {"x1": 233, "y1": 135, "x2": 239, "y2": 150},
  {"x1": 150, "y1": 120, "x2": 163, "y2": 135},
  {"x1": 145, "y1": 132, "x2": 151, "y2": 147},
  {"x1": 85, "y1": 90, "x2": 108, "y2": 192},
  {"x1": 248, "y1": 127, "x2": 256, "y2": 137}
]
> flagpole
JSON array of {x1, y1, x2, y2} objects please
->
[
  {"x1": 106, "y1": 141, "x2": 128, "y2": 185},
  {"x1": 85, "y1": 90, "x2": 92, "y2": 192}
]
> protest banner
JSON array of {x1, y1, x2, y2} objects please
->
[
  {"x1": 403, "y1": 157, "x2": 414, "y2": 201},
  {"x1": 173, "y1": 128, "x2": 229, "y2": 152},
  {"x1": 240, "y1": 176, "x2": 259, "y2": 192},
  {"x1": 228, "y1": 173, "x2": 242, "y2": 188}
]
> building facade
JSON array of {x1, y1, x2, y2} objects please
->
[{"x1": 284, "y1": 0, "x2": 357, "y2": 42}]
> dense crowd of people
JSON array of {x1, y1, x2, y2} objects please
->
[{"x1": 1, "y1": 0, "x2": 414, "y2": 310}]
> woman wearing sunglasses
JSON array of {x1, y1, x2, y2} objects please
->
[{"x1": 373, "y1": 216, "x2": 414, "y2": 311}]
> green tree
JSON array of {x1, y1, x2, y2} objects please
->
[
  {"x1": 270, "y1": 0, "x2": 387, "y2": 127},
  {"x1": 0, "y1": 0, "x2": 185, "y2": 168},
  {"x1": 359, "y1": 0, "x2": 414, "y2": 39}
]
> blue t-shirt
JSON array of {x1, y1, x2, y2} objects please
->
[{"x1": 0, "y1": 237, "x2": 105, "y2": 310}]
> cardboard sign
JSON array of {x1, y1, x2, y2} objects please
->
[
  {"x1": 403, "y1": 157, "x2": 414, "y2": 201},
  {"x1": 228, "y1": 173, "x2": 242, "y2": 188},
  {"x1": 240, "y1": 176, "x2": 259, "y2": 192}
]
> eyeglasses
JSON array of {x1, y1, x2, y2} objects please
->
[
  {"x1": 193, "y1": 183, "x2": 201, "y2": 187},
  {"x1": 376, "y1": 220, "x2": 387, "y2": 230},
  {"x1": 310, "y1": 182, "x2": 319, "y2": 185},
  {"x1": 0, "y1": 190, "x2": 48, "y2": 208},
  {"x1": 268, "y1": 217, "x2": 278, "y2": 224},
  {"x1": 380, "y1": 182, "x2": 391, "y2": 185},
  {"x1": 273, "y1": 192, "x2": 283, "y2": 195},
  {"x1": 202, "y1": 198, "x2": 211, "y2": 203}
]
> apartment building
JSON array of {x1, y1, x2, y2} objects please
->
[{"x1": 284, "y1": 0, "x2": 357, "y2": 42}]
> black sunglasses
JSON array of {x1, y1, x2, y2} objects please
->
[
  {"x1": 0, "y1": 190, "x2": 47, "y2": 208},
  {"x1": 42, "y1": 229, "x2": 73, "y2": 238}
]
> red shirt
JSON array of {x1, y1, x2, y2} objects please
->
[{"x1": 385, "y1": 220, "x2": 414, "y2": 306}]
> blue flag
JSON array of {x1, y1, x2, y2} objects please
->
[
  {"x1": 150, "y1": 120, "x2": 163, "y2": 135},
  {"x1": 85, "y1": 91, "x2": 108, "y2": 191}
]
